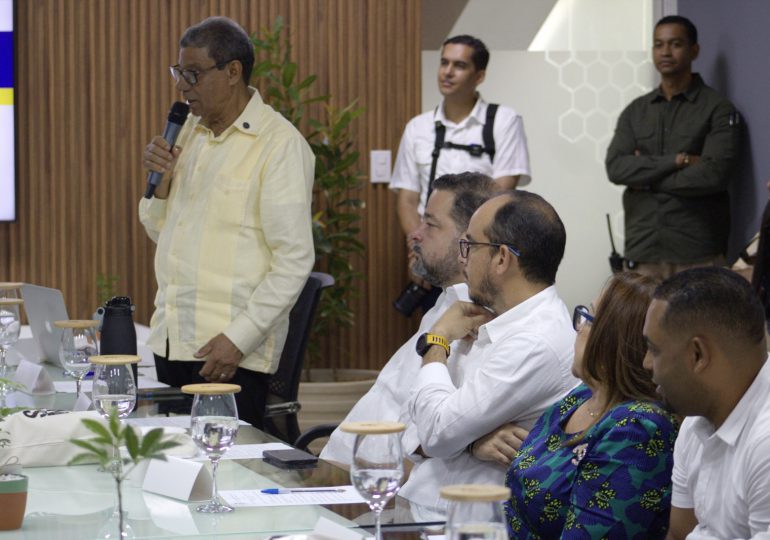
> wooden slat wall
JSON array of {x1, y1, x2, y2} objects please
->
[{"x1": 2, "y1": 0, "x2": 422, "y2": 371}]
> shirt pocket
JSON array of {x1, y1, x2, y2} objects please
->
[
  {"x1": 209, "y1": 174, "x2": 257, "y2": 230},
  {"x1": 673, "y1": 120, "x2": 709, "y2": 153},
  {"x1": 634, "y1": 122, "x2": 658, "y2": 155}
]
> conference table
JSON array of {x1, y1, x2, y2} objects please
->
[{"x1": 5, "y1": 363, "x2": 446, "y2": 539}]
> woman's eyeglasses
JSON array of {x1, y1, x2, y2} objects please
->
[{"x1": 572, "y1": 305, "x2": 594, "y2": 331}]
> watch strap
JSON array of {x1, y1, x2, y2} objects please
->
[{"x1": 417, "y1": 332, "x2": 450, "y2": 356}]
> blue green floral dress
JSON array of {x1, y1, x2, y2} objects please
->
[{"x1": 504, "y1": 385, "x2": 679, "y2": 539}]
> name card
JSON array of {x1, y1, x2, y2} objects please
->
[
  {"x1": 73, "y1": 391, "x2": 92, "y2": 411},
  {"x1": 142, "y1": 492, "x2": 199, "y2": 536},
  {"x1": 12, "y1": 359, "x2": 55, "y2": 395},
  {"x1": 143, "y1": 456, "x2": 211, "y2": 501},
  {"x1": 314, "y1": 516, "x2": 373, "y2": 540}
]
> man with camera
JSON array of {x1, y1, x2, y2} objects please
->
[
  {"x1": 320, "y1": 172, "x2": 498, "y2": 464},
  {"x1": 390, "y1": 34, "x2": 531, "y2": 314}
]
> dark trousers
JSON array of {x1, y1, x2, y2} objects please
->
[{"x1": 154, "y1": 354, "x2": 270, "y2": 429}]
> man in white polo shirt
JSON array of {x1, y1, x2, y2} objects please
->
[
  {"x1": 390, "y1": 35, "x2": 530, "y2": 309},
  {"x1": 643, "y1": 267, "x2": 770, "y2": 539}
]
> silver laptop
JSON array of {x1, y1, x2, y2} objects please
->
[{"x1": 20, "y1": 284, "x2": 70, "y2": 364}]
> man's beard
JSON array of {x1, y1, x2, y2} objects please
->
[
  {"x1": 412, "y1": 243, "x2": 459, "y2": 288},
  {"x1": 468, "y1": 272, "x2": 497, "y2": 311}
]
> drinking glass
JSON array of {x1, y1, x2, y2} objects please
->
[
  {"x1": 441, "y1": 484, "x2": 510, "y2": 540},
  {"x1": 91, "y1": 355, "x2": 139, "y2": 470},
  {"x1": 183, "y1": 383, "x2": 241, "y2": 513},
  {"x1": 55, "y1": 320, "x2": 99, "y2": 399},
  {"x1": 0, "y1": 299, "x2": 22, "y2": 392},
  {"x1": 341, "y1": 421, "x2": 405, "y2": 540},
  {"x1": 0, "y1": 282, "x2": 22, "y2": 300}
]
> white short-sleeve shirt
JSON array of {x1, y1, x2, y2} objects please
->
[
  {"x1": 672, "y1": 359, "x2": 770, "y2": 539},
  {"x1": 389, "y1": 96, "x2": 531, "y2": 216}
]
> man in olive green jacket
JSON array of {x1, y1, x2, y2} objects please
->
[{"x1": 606, "y1": 15, "x2": 739, "y2": 280}]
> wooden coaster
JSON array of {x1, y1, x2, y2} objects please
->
[
  {"x1": 0, "y1": 283, "x2": 23, "y2": 290},
  {"x1": 0, "y1": 299, "x2": 23, "y2": 306},
  {"x1": 54, "y1": 319, "x2": 99, "y2": 329},
  {"x1": 439, "y1": 484, "x2": 511, "y2": 502},
  {"x1": 181, "y1": 383, "x2": 242, "y2": 395},
  {"x1": 339, "y1": 421, "x2": 406, "y2": 435},
  {"x1": 89, "y1": 354, "x2": 140, "y2": 365}
]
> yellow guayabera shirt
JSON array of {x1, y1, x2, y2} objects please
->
[{"x1": 139, "y1": 89, "x2": 315, "y2": 374}]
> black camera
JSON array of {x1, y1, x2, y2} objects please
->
[{"x1": 393, "y1": 281, "x2": 430, "y2": 316}]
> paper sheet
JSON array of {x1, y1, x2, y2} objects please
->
[{"x1": 220, "y1": 485, "x2": 366, "y2": 507}]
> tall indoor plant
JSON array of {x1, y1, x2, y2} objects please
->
[
  {"x1": 251, "y1": 17, "x2": 366, "y2": 371},
  {"x1": 251, "y1": 18, "x2": 376, "y2": 435}
]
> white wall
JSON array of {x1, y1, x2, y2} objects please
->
[{"x1": 423, "y1": 0, "x2": 658, "y2": 309}]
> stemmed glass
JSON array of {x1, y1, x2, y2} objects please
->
[
  {"x1": 441, "y1": 484, "x2": 510, "y2": 540},
  {"x1": 55, "y1": 320, "x2": 99, "y2": 399},
  {"x1": 183, "y1": 383, "x2": 241, "y2": 513},
  {"x1": 91, "y1": 355, "x2": 139, "y2": 470},
  {"x1": 341, "y1": 421, "x2": 406, "y2": 540},
  {"x1": 0, "y1": 283, "x2": 22, "y2": 300},
  {"x1": 0, "y1": 298, "x2": 23, "y2": 394}
]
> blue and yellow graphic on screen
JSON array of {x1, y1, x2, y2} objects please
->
[
  {"x1": 0, "y1": 29, "x2": 11, "y2": 105},
  {"x1": 0, "y1": 0, "x2": 14, "y2": 221}
]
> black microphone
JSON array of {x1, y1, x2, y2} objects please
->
[{"x1": 144, "y1": 101, "x2": 190, "y2": 199}]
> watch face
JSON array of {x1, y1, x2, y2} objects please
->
[{"x1": 416, "y1": 333, "x2": 430, "y2": 357}]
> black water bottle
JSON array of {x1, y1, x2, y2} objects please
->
[{"x1": 100, "y1": 296, "x2": 139, "y2": 382}]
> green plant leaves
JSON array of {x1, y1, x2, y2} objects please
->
[
  {"x1": 251, "y1": 16, "x2": 367, "y2": 368},
  {"x1": 69, "y1": 409, "x2": 181, "y2": 479}
]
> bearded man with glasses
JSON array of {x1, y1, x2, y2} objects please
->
[
  {"x1": 139, "y1": 17, "x2": 315, "y2": 429},
  {"x1": 399, "y1": 190, "x2": 578, "y2": 515}
]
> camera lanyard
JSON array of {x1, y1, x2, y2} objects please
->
[{"x1": 426, "y1": 103, "x2": 498, "y2": 201}]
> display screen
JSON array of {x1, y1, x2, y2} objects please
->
[{"x1": 0, "y1": 0, "x2": 14, "y2": 221}]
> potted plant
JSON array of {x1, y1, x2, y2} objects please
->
[
  {"x1": 251, "y1": 18, "x2": 377, "y2": 430},
  {"x1": 0, "y1": 383, "x2": 27, "y2": 532}
]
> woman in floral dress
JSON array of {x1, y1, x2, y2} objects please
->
[{"x1": 503, "y1": 272, "x2": 679, "y2": 538}]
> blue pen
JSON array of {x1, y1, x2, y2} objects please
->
[{"x1": 261, "y1": 488, "x2": 345, "y2": 495}]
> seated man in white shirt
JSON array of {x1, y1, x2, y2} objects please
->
[
  {"x1": 643, "y1": 267, "x2": 770, "y2": 540},
  {"x1": 320, "y1": 172, "x2": 499, "y2": 464},
  {"x1": 400, "y1": 191, "x2": 578, "y2": 514}
]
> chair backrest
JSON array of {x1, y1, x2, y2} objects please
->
[{"x1": 264, "y1": 272, "x2": 333, "y2": 442}]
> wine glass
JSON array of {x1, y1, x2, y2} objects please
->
[
  {"x1": 91, "y1": 355, "x2": 139, "y2": 470},
  {"x1": 441, "y1": 484, "x2": 510, "y2": 540},
  {"x1": 183, "y1": 383, "x2": 241, "y2": 513},
  {"x1": 55, "y1": 320, "x2": 99, "y2": 399},
  {"x1": 341, "y1": 421, "x2": 405, "y2": 540},
  {"x1": 0, "y1": 298, "x2": 22, "y2": 394},
  {"x1": 0, "y1": 283, "x2": 22, "y2": 300}
]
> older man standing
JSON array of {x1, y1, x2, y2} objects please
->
[
  {"x1": 643, "y1": 267, "x2": 770, "y2": 538},
  {"x1": 401, "y1": 191, "x2": 577, "y2": 514},
  {"x1": 139, "y1": 17, "x2": 315, "y2": 428}
]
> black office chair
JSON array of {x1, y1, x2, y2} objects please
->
[
  {"x1": 294, "y1": 423, "x2": 339, "y2": 455},
  {"x1": 263, "y1": 271, "x2": 334, "y2": 444}
]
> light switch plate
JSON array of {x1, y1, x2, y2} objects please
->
[{"x1": 370, "y1": 150, "x2": 392, "y2": 183}]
